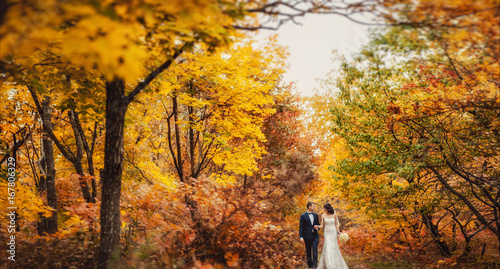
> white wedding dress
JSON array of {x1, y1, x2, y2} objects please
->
[{"x1": 317, "y1": 217, "x2": 349, "y2": 269}]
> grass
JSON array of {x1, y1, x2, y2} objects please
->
[
  {"x1": 344, "y1": 253, "x2": 500, "y2": 269},
  {"x1": 368, "y1": 260, "x2": 420, "y2": 269},
  {"x1": 344, "y1": 253, "x2": 425, "y2": 269}
]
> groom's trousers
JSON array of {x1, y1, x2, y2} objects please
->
[{"x1": 304, "y1": 236, "x2": 319, "y2": 268}]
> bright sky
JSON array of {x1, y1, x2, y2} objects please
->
[{"x1": 253, "y1": 14, "x2": 372, "y2": 96}]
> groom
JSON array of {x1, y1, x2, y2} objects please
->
[{"x1": 299, "y1": 201, "x2": 320, "y2": 268}]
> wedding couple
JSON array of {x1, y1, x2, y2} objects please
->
[{"x1": 299, "y1": 201, "x2": 349, "y2": 269}]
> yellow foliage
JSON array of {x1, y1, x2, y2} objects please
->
[
  {"x1": 0, "y1": 181, "x2": 52, "y2": 222},
  {"x1": 126, "y1": 37, "x2": 286, "y2": 180},
  {"x1": 1, "y1": 0, "x2": 241, "y2": 81}
]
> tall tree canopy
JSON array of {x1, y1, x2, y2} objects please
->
[
  {"x1": 2, "y1": 0, "x2": 498, "y2": 267},
  {"x1": 319, "y1": 0, "x2": 499, "y2": 260}
]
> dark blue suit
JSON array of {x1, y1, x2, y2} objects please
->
[{"x1": 299, "y1": 212, "x2": 320, "y2": 268}]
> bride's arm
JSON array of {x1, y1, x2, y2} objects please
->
[
  {"x1": 320, "y1": 214, "x2": 325, "y2": 230},
  {"x1": 335, "y1": 214, "x2": 341, "y2": 235}
]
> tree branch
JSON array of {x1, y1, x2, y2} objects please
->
[
  {"x1": 124, "y1": 42, "x2": 191, "y2": 105},
  {"x1": 27, "y1": 86, "x2": 76, "y2": 162}
]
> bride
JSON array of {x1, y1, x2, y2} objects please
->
[{"x1": 315, "y1": 203, "x2": 349, "y2": 269}]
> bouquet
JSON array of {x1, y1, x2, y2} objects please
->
[{"x1": 339, "y1": 232, "x2": 349, "y2": 243}]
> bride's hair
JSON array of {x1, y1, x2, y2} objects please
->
[{"x1": 323, "y1": 203, "x2": 335, "y2": 214}]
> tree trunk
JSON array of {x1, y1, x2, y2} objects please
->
[
  {"x1": 96, "y1": 45, "x2": 186, "y2": 268},
  {"x1": 72, "y1": 112, "x2": 100, "y2": 202},
  {"x1": 69, "y1": 110, "x2": 94, "y2": 203},
  {"x1": 38, "y1": 96, "x2": 58, "y2": 235},
  {"x1": 28, "y1": 87, "x2": 93, "y2": 203},
  {"x1": 97, "y1": 78, "x2": 127, "y2": 269},
  {"x1": 496, "y1": 221, "x2": 500, "y2": 253},
  {"x1": 173, "y1": 96, "x2": 184, "y2": 181},
  {"x1": 188, "y1": 105, "x2": 196, "y2": 178},
  {"x1": 87, "y1": 122, "x2": 99, "y2": 201},
  {"x1": 74, "y1": 158, "x2": 93, "y2": 202},
  {"x1": 422, "y1": 213, "x2": 452, "y2": 256},
  {"x1": 428, "y1": 165, "x2": 500, "y2": 250},
  {"x1": 461, "y1": 236, "x2": 472, "y2": 257}
]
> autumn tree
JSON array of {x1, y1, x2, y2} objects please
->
[
  {"x1": 258, "y1": 85, "x2": 317, "y2": 205},
  {"x1": 1, "y1": 53, "x2": 105, "y2": 205},
  {"x1": 0, "y1": 84, "x2": 56, "y2": 244},
  {"x1": 321, "y1": 0, "x2": 499, "y2": 260},
  {"x1": 129, "y1": 40, "x2": 285, "y2": 183},
  {"x1": 1, "y1": 0, "x2": 408, "y2": 267},
  {"x1": 28, "y1": 87, "x2": 102, "y2": 203},
  {"x1": 34, "y1": 96, "x2": 58, "y2": 235},
  {"x1": 1, "y1": 1, "x2": 245, "y2": 266}
]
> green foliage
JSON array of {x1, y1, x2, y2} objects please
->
[{"x1": 317, "y1": 0, "x2": 500, "y2": 263}]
